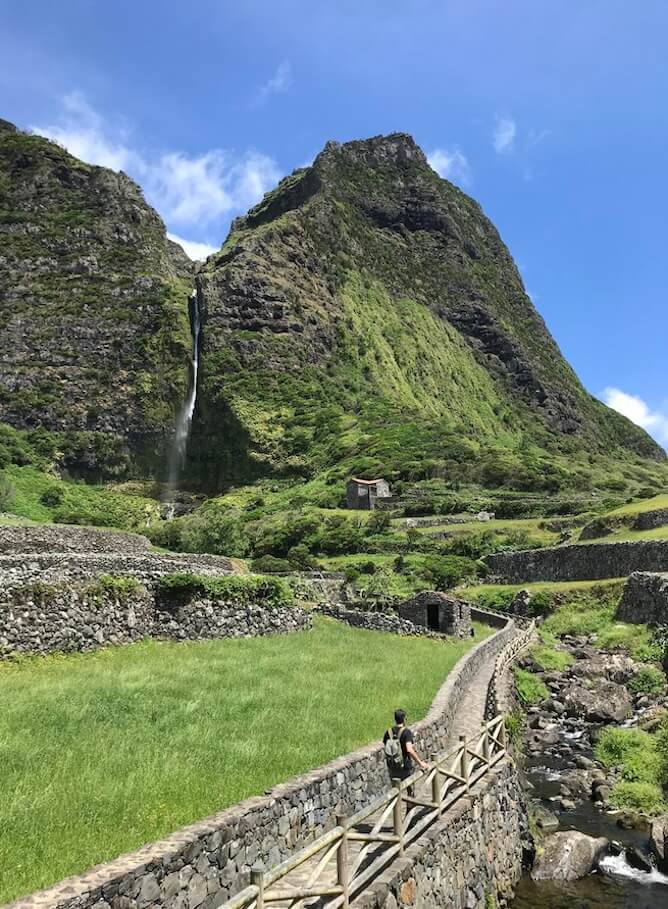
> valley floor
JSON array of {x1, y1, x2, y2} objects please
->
[{"x1": 0, "y1": 617, "x2": 490, "y2": 904}]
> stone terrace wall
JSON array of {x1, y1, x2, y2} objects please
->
[
  {"x1": 8, "y1": 618, "x2": 517, "y2": 909},
  {"x1": 317, "y1": 603, "x2": 442, "y2": 638},
  {"x1": 0, "y1": 583, "x2": 311, "y2": 657},
  {"x1": 486, "y1": 539, "x2": 668, "y2": 583},
  {"x1": 283, "y1": 572, "x2": 350, "y2": 605},
  {"x1": 0, "y1": 525, "x2": 151, "y2": 554},
  {"x1": 361, "y1": 762, "x2": 527, "y2": 909},
  {"x1": 617, "y1": 572, "x2": 668, "y2": 624},
  {"x1": 634, "y1": 508, "x2": 668, "y2": 531},
  {"x1": 0, "y1": 551, "x2": 235, "y2": 588}
]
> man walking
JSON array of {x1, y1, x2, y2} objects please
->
[{"x1": 383, "y1": 709, "x2": 429, "y2": 795}]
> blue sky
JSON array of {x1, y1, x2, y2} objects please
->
[{"x1": 1, "y1": 1, "x2": 666, "y2": 446}]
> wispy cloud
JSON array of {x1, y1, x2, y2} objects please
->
[
  {"x1": 167, "y1": 233, "x2": 218, "y2": 261},
  {"x1": 254, "y1": 60, "x2": 293, "y2": 106},
  {"x1": 602, "y1": 387, "x2": 668, "y2": 445},
  {"x1": 493, "y1": 117, "x2": 516, "y2": 154},
  {"x1": 427, "y1": 148, "x2": 471, "y2": 187},
  {"x1": 32, "y1": 92, "x2": 282, "y2": 230}
]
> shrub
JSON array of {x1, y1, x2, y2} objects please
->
[
  {"x1": 287, "y1": 544, "x2": 319, "y2": 570},
  {"x1": 0, "y1": 473, "x2": 15, "y2": 511},
  {"x1": 595, "y1": 728, "x2": 660, "y2": 785},
  {"x1": 514, "y1": 669, "x2": 549, "y2": 705},
  {"x1": 628, "y1": 665, "x2": 666, "y2": 696},
  {"x1": 366, "y1": 510, "x2": 391, "y2": 534},
  {"x1": 156, "y1": 573, "x2": 295, "y2": 609},
  {"x1": 250, "y1": 555, "x2": 291, "y2": 573},
  {"x1": 39, "y1": 486, "x2": 63, "y2": 508},
  {"x1": 608, "y1": 781, "x2": 666, "y2": 815}
]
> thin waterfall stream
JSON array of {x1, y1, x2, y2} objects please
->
[{"x1": 163, "y1": 289, "x2": 201, "y2": 516}]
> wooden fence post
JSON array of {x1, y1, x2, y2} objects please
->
[
  {"x1": 392, "y1": 780, "x2": 404, "y2": 855},
  {"x1": 499, "y1": 717, "x2": 507, "y2": 752},
  {"x1": 459, "y1": 735, "x2": 469, "y2": 791},
  {"x1": 336, "y1": 814, "x2": 350, "y2": 908},
  {"x1": 482, "y1": 722, "x2": 490, "y2": 764},
  {"x1": 430, "y1": 753, "x2": 440, "y2": 806},
  {"x1": 250, "y1": 869, "x2": 264, "y2": 909}
]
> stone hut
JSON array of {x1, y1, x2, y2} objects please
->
[
  {"x1": 397, "y1": 591, "x2": 472, "y2": 637},
  {"x1": 346, "y1": 477, "x2": 391, "y2": 510}
]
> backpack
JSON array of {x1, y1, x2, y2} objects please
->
[{"x1": 384, "y1": 727, "x2": 405, "y2": 770}]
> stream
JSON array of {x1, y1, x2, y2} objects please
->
[{"x1": 510, "y1": 714, "x2": 668, "y2": 908}]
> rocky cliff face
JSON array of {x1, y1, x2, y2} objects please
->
[
  {"x1": 0, "y1": 125, "x2": 663, "y2": 489},
  {"x1": 0, "y1": 119, "x2": 193, "y2": 478},
  {"x1": 189, "y1": 133, "x2": 664, "y2": 487}
]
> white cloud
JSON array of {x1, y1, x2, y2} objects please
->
[
  {"x1": 255, "y1": 61, "x2": 292, "y2": 105},
  {"x1": 427, "y1": 148, "x2": 471, "y2": 186},
  {"x1": 602, "y1": 387, "x2": 668, "y2": 444},
  {"x1": 31, "y1": 94, "x2": 282, "y2": 230},
  {"x1": 33, "y1": 91, "x2": 139, "y2": 172},
  {"x1": 493, "y1": 117, "x2": 516, "y2": 154},
  {"x1": 167, "y1": 232, "x2": 218, "y2": 261}
]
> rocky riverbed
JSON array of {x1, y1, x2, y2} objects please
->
[{"x1": 510, "y1": 633, "x2": 668, "y2": 907}]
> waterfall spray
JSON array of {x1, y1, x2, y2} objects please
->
[{"x1": 163, "y1": 289, "x2": 201, "y2": 512}]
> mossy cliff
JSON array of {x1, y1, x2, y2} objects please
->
[
  {"x1": 0, "y1": 118, "x2": 193, "y2": 479},
  {"x1": 0, "y1": 124, "x2": 664, "y2": 493},
  {"x1": 189, "y1": 133, "x2": 665, "y2": 490}
]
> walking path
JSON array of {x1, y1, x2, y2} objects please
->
[{"x1": 220, "y1": 621, "x2": 534, "y2": 909}]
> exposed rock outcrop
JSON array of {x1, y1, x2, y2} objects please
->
[{"x1": 531, "y1": 831, "x2": 608, "y2": 881}]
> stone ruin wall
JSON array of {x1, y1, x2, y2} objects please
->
[
  {"x1": 634, "y1": 507, "x2": 668, "y2": 531},
  {"x1": 7, "y1": 619, "x2": 520, "y2": 909},
  {"x1": 486, "y1": 539, "x2": 668, "y2": 583},
  {"x1": 617, "y1": 571, "x2": 668, "y2": 624},
  {"x1": 0, "y1": 524, "x2": 152, "y2": 554},
  {"x1": 0, "y1": 582, "x2": 311, "y2": 657}
]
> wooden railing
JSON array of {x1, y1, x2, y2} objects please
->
[{"x1": 215, "y1": 715, "x2": 508, "y2": 909}]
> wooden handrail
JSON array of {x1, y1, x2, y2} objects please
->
[{"x1": 214, "y1": 624, "x2": 535, "y2": 909}]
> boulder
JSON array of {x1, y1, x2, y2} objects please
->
[
  {"x1": 531, "y1": 831, "x2": 609, "y2": 881},
  {"x1": 564, "y1": 681, "x2": 632, "y2": 723},
  {"x1": 650, "y1": 815, "x2": 668, "y2": 871}
]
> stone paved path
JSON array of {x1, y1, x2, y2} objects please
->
[{"x1": 246, "y1": 635, "x2": 508, "y2": 909}]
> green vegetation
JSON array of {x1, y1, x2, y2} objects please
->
[
  {"x1": 595, "y1": 726, "x2": 667, "y2": 814},
  {"x1": 628, "y1": 665, "x2": 666, "y2": 695},
  {"x1": 155, "y1": 573, "x2": 295, "y2": 608},
  {"x1": 0, "y1": 616, "x2": 488, "y2": 902},
  {"x1": 514, "y1": 668, "x2": 549, "y2": 705},
  {"x1": 528, "y1": 643, "x2": 573, "y2": 672}
]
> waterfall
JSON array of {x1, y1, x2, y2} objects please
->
[{"x1": 163, "y1": 289, "x2": 201, "y2": 509}]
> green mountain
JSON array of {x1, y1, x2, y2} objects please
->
[
  {"x1": 0, "y1": 123, "x2": 664, "y2": 498},
  {"x1": 0, "y1": 118, "x2": 193, "y2": 480},
  {"x1": 188, "y1": 133, "x2": 665, "y2": 493}
]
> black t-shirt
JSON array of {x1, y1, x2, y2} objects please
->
[{"x1": 383, "y1": 725, "x2": 414, "y2": 771}]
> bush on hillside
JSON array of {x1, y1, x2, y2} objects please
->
[
  {"x1": 156, "y1": 573, "x2": 294, "y2": 609},
  {"x1": 628, "y1": 665, "x2": 667, "y2": 696},
  {"x1": 0, "y1": 473, "x2": 15, "y2": 511}
]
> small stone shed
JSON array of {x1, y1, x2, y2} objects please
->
[
  {"x1": 397, "y1": 591, "x2": 473, "y2": 637},
  {"x1": 346, "y1": 477, "x2": 391, "y2": 510}
]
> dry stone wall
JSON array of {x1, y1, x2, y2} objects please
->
[
  {"x1": 7, "y1": 618, "x2": 517, "y2": 909},
  {"x1": 617, "y1": 572, "x2": 668, "y2": 624},
  {"x1": 0, "y1": 552, "x2": 234, "y2": 588},
  {"x1": 361, "y1": 762, "x2": 528, "y2": 909},
  {"x1": 486, "y1": 539, "x2": 668, "y2": 583},
  {"x1": 317, "y1": 603, "x2": 443, "y2": 638},
  {"x1": 0, "y1": 583, "x2": 310, "y2": 657},
  {"x1": 634, "y1": 508, "x2": 668, "y2": 531},
  {"x1": 0, "y1": 525, "x2": 152, "y2": 554}
]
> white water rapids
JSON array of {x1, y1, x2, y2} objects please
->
[{"x1": 164, "y1": 289, "x2": 201, "y2": 509}]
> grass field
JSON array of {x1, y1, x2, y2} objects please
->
[
  {"x1": 0, "y1": 617, "x2": 490, "y2": 903},
  {"x1": 455, "y1": 578, "x2": 625, "y2": 599}
]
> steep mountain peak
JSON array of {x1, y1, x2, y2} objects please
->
[
  {"x1": 314, "y1": 132, "x2": 429, "y2": 172},
  {"x1": 0, "y1": 118, "x2": 17, "y2": 133}
]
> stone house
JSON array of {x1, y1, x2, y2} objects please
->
[
  {"x1": 346, "y1": 477, "x2": 391, "y2": 510},
  {"x1": 397, "y1": 591, "x2": 473, "y2": 637}
]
